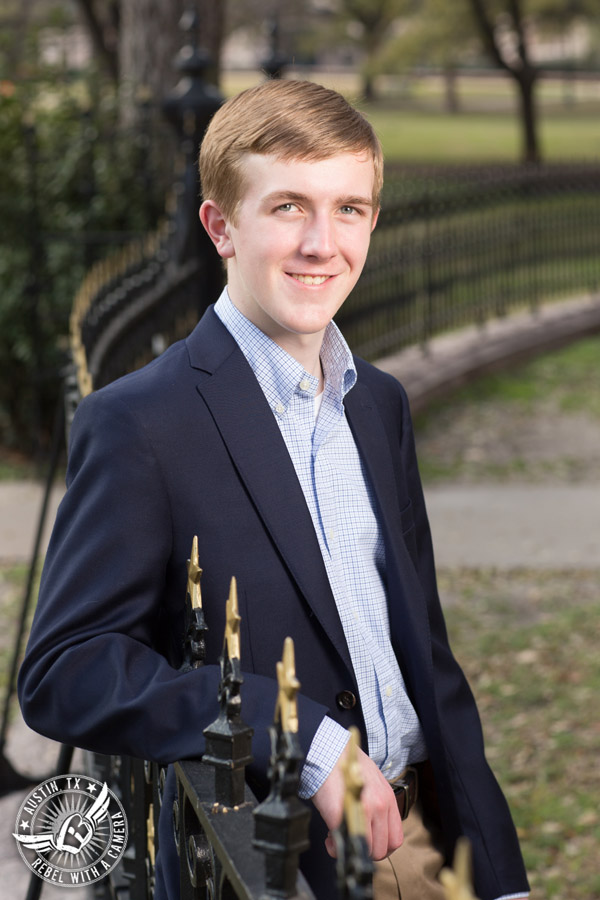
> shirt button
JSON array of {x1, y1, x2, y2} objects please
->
[
  {"x1": 275, "y1": 402, "x2": 285, "y2": 414},
  {"x1": 336, "y1": 691, "x2": 357, "y2": 711},
  {"x1": 299, "y1": 378, "x2": 310, "y2": 391},
  {"x1": 385, "y1": 685, "x2": 393, "y2": 698}
]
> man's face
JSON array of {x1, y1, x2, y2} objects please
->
[{"x1": 204, "y1": 152, "x2": 378, "y2": 356}]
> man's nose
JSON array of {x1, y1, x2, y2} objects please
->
[{"x1": 299, "y1": 213, "x2": 336, "y2": 259}]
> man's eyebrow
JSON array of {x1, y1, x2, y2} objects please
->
[
  {"x1": 338, "y1": 195, "x2": 374, "y2": 208},
  {"x1": 261, "y1": 191, "x2": 312, "y2": 206},
  {"x1": 261, "y1": 191, "x2": 373, "y2": 207}
]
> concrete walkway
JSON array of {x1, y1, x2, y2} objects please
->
[
  {"x1": 1, "y1": 293, "x2": 599, "y2": 898},
  {"x1": 425, "y1": 483, "x2": 600, "y2": 569}
]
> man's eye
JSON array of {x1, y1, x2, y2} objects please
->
[
  {"x1": 277, "y1": 203, "x2": 297, "y2": 212},
  {"x1": 340, "y1": 205, "x2": 358, "y2": 215}
]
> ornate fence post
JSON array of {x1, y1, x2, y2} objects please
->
[
  {"x1": 334, "y1": 727, "x2": 374, "y2": 900},
  {"x1": 162, "y1": 1, "x2": 223, "y2": 299},
  {"x1": 262, "y1": 12, "x2": 287, "y2": 80},
  {"x1": 202, "y1": 578, "x2": 254, "y2": 809},
  {"x1": 253, "y1": 637, "x2": 311, "y2": 897}
]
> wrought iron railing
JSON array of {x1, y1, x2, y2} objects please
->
[
  {"x1": 86, "y1": 539, "x2": 374, "y2": 900},
  {"x1": 341, "y1": 162, "x2": 600, "y2": 359}
]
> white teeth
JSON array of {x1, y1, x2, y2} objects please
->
[{"x1": 292, "y1": 274, "x2": 329, "y2": 285}]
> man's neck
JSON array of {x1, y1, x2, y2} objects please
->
[
  {"x1": 272, "y1": 332, "x2": 325, "y2": 390},
  {"x1": 226, "y1": 290, "x2": 327, "y2": 390}
]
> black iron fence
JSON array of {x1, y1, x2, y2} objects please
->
[
  {"x1": 65, "y1": 161, "x2": 600, "y2": 414},
  {"x1": 340, "y1": 162, "x2": 600, "y2": 359},
  {"x1": 84, "y1": 558, "x2": 373, "y2": 900}
]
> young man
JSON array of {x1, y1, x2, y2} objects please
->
[{"x1": 19, "y1": 80, "x2": 529, "y2": 900}]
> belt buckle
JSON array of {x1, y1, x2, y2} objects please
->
[{"x1": 391, "y1": 766, "x2": 418, "y2": 820}]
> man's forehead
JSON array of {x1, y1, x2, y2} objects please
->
[{"x1": 238, "y1": 151, "x2": 376, "y2": 197}]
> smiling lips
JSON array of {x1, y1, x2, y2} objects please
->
[{"x1": 290, "y1": 273, "x2": 331, "y2": 285}]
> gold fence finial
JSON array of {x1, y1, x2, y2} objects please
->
[
  {"x1": 440, "y1": 837, "x2": 479, "y2": 900},
  {"x1": 186, "y1": 535, "x2": 203, "y2": 610},
  {"x1": 275, "y1": 636, "x2": 300, "y2": 733},
  {"x1": 341, "y1": 726, "x2": 366, "y2": 838},
  {"x1": 224, "y1": 576, "x2": 241, "y2": 661}
]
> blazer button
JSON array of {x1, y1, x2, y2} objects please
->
[{"x1": 336, "y1": 691, "x2": 357, "y2": 711}]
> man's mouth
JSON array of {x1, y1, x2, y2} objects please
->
[{"x1": 290, "y1": 274, "x2": 330, "y2": 286}]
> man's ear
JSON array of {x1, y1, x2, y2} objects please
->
[
  {"x1": 199, "y1": 200, "x2": 235, "y2": 259},
  {"x1": 371, "y1": 206, "x2": 380, "y2": 233}
]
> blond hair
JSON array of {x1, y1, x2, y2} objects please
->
[{"x1": 199, "y1": 79, "x2": 383, "y2": 222}]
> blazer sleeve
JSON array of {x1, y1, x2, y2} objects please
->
[
  {"x1": 393, "y1": 379, "x2": 529, "y2": 900},
  {"x1": 17, "y1": 387, "x2": 329, "y2": 778}
]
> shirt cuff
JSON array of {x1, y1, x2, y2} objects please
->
[
  {"x1": 298, "y1": 717, "x2": 351, "y2": 799},
  {"x1": 493, "y1": 894, "x2": 529, "y2": 899}
]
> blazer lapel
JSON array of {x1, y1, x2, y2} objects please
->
[
  {"x1": 187, "y1": 310, "x2": 354, "y2": 677},
  {"x1": 344, "y1": 380, "x2": 434, "y2": 680}
]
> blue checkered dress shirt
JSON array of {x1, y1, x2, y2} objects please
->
[{"x1": 215, "y1": 289, "x2": 427, "y2": 797}]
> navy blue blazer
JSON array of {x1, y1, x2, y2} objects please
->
[{"x1": 19, "y1": 306, "x2": 528, "y2": 899}]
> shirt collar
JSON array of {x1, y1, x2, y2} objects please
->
[{"x1": 214, "y1": 288, "x2": 356, "y2": 413}]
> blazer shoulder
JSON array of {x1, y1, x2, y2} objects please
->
[
  {"x1": 78, "y1": 306, "x2": 236, "y2": 415},
  {"x1": 353, "y1": 354, "x2": 411, "y2": 413}
]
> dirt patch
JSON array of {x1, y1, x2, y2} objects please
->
[{"x1": 415, "y1": 402, "x2": 600, "y2": 483}]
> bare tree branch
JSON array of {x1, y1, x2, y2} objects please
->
[
  {"x1": 75, "y1": 0, "x2": 119, "y2": 80},
  {"x1": 468, "y1": 0, "x2": 510, "y2": 71}
]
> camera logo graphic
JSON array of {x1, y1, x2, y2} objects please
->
[{"x1": 13, "y1": 774, "x2": 128, "y2": 888}]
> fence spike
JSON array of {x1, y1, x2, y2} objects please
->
[
  {"x1": 439, "y1": 838, "x2": 479, "y2": 900},
  {"x1": 253, "y1": 636, "x2": 310, "y2": 897},
  {"x1": 335, "y1": 726, "x2": 374, "y2": 899},
  {"x1": 181, "y1": 535, "x2": 207, "y2": 672},
  {"x1": 275, "y1": 636, "x2": 300, "y2": 735}
]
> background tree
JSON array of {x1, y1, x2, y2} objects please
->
[
  {"x1": 377, "y1": 0, "x2": 597, "y2": 163},
  {"x1": 378, "y1": 0, "x2": 480, "y2": 113},
  {"x1": 73, "y1": 0, "x2": 226, "y2": 122},
  {"x1": 466, "y1": 0, "x2": 542, "y2": 162},
  {"x1": 464, "y1": 0, "x2": 598, "y2": 162},
  {"x1": 73, "y1": 0, "x2": 119, "y2": 81},
  {"x1": 336, "y1": 0, "x2": 414, "y2": 99}
]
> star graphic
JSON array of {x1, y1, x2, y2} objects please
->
[
  {"x1": 87, "y1": 783, "x2": 98, "y2": 794},
  {"x1": 20, "y1": 820, "x2": 30, "y2": 831}
]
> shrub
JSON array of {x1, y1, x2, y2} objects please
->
[{"x1": 0, "y1": 82, "x2": 169, "y2": 455}]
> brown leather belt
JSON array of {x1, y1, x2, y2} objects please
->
[{"x1": 389, "y1": 764, "x2": 420, "y2": 820}]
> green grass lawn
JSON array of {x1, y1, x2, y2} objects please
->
[
  {"x1": 441, "y1": 568, "x2": 600, "y2": 900},
  {"x1": 223, "y1": 70, "x2": 600, "y2": 163},
  {"x1": 414, "y1": 335, "x2": 600, "y2": 483},
  {"x1": 365, "y1": 106, "x2": 600, "y2": 163}
]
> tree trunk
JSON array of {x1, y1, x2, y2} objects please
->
[
  {"x1": 75, "y1": 0, "x2": 119, "y2": 81},
  {"x1": 515, "y1": 69, "x2": 540, "y2": 164},
  {"x1": 443, "y1": 66, "x2": 459, "y2": 114},
  {"x1": 118, "y1": 0, "x2": 225, "y2": 125},
  {"x1": 363, "y1": 71, "x2": 376, "y2": 102},
  {"x1": 119, "y1": 0, "x2": 186, "y2": 124}
]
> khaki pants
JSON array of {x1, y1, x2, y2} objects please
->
[{"x1": 373, "y1": 797, "x2": 446, "y2": 900}]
